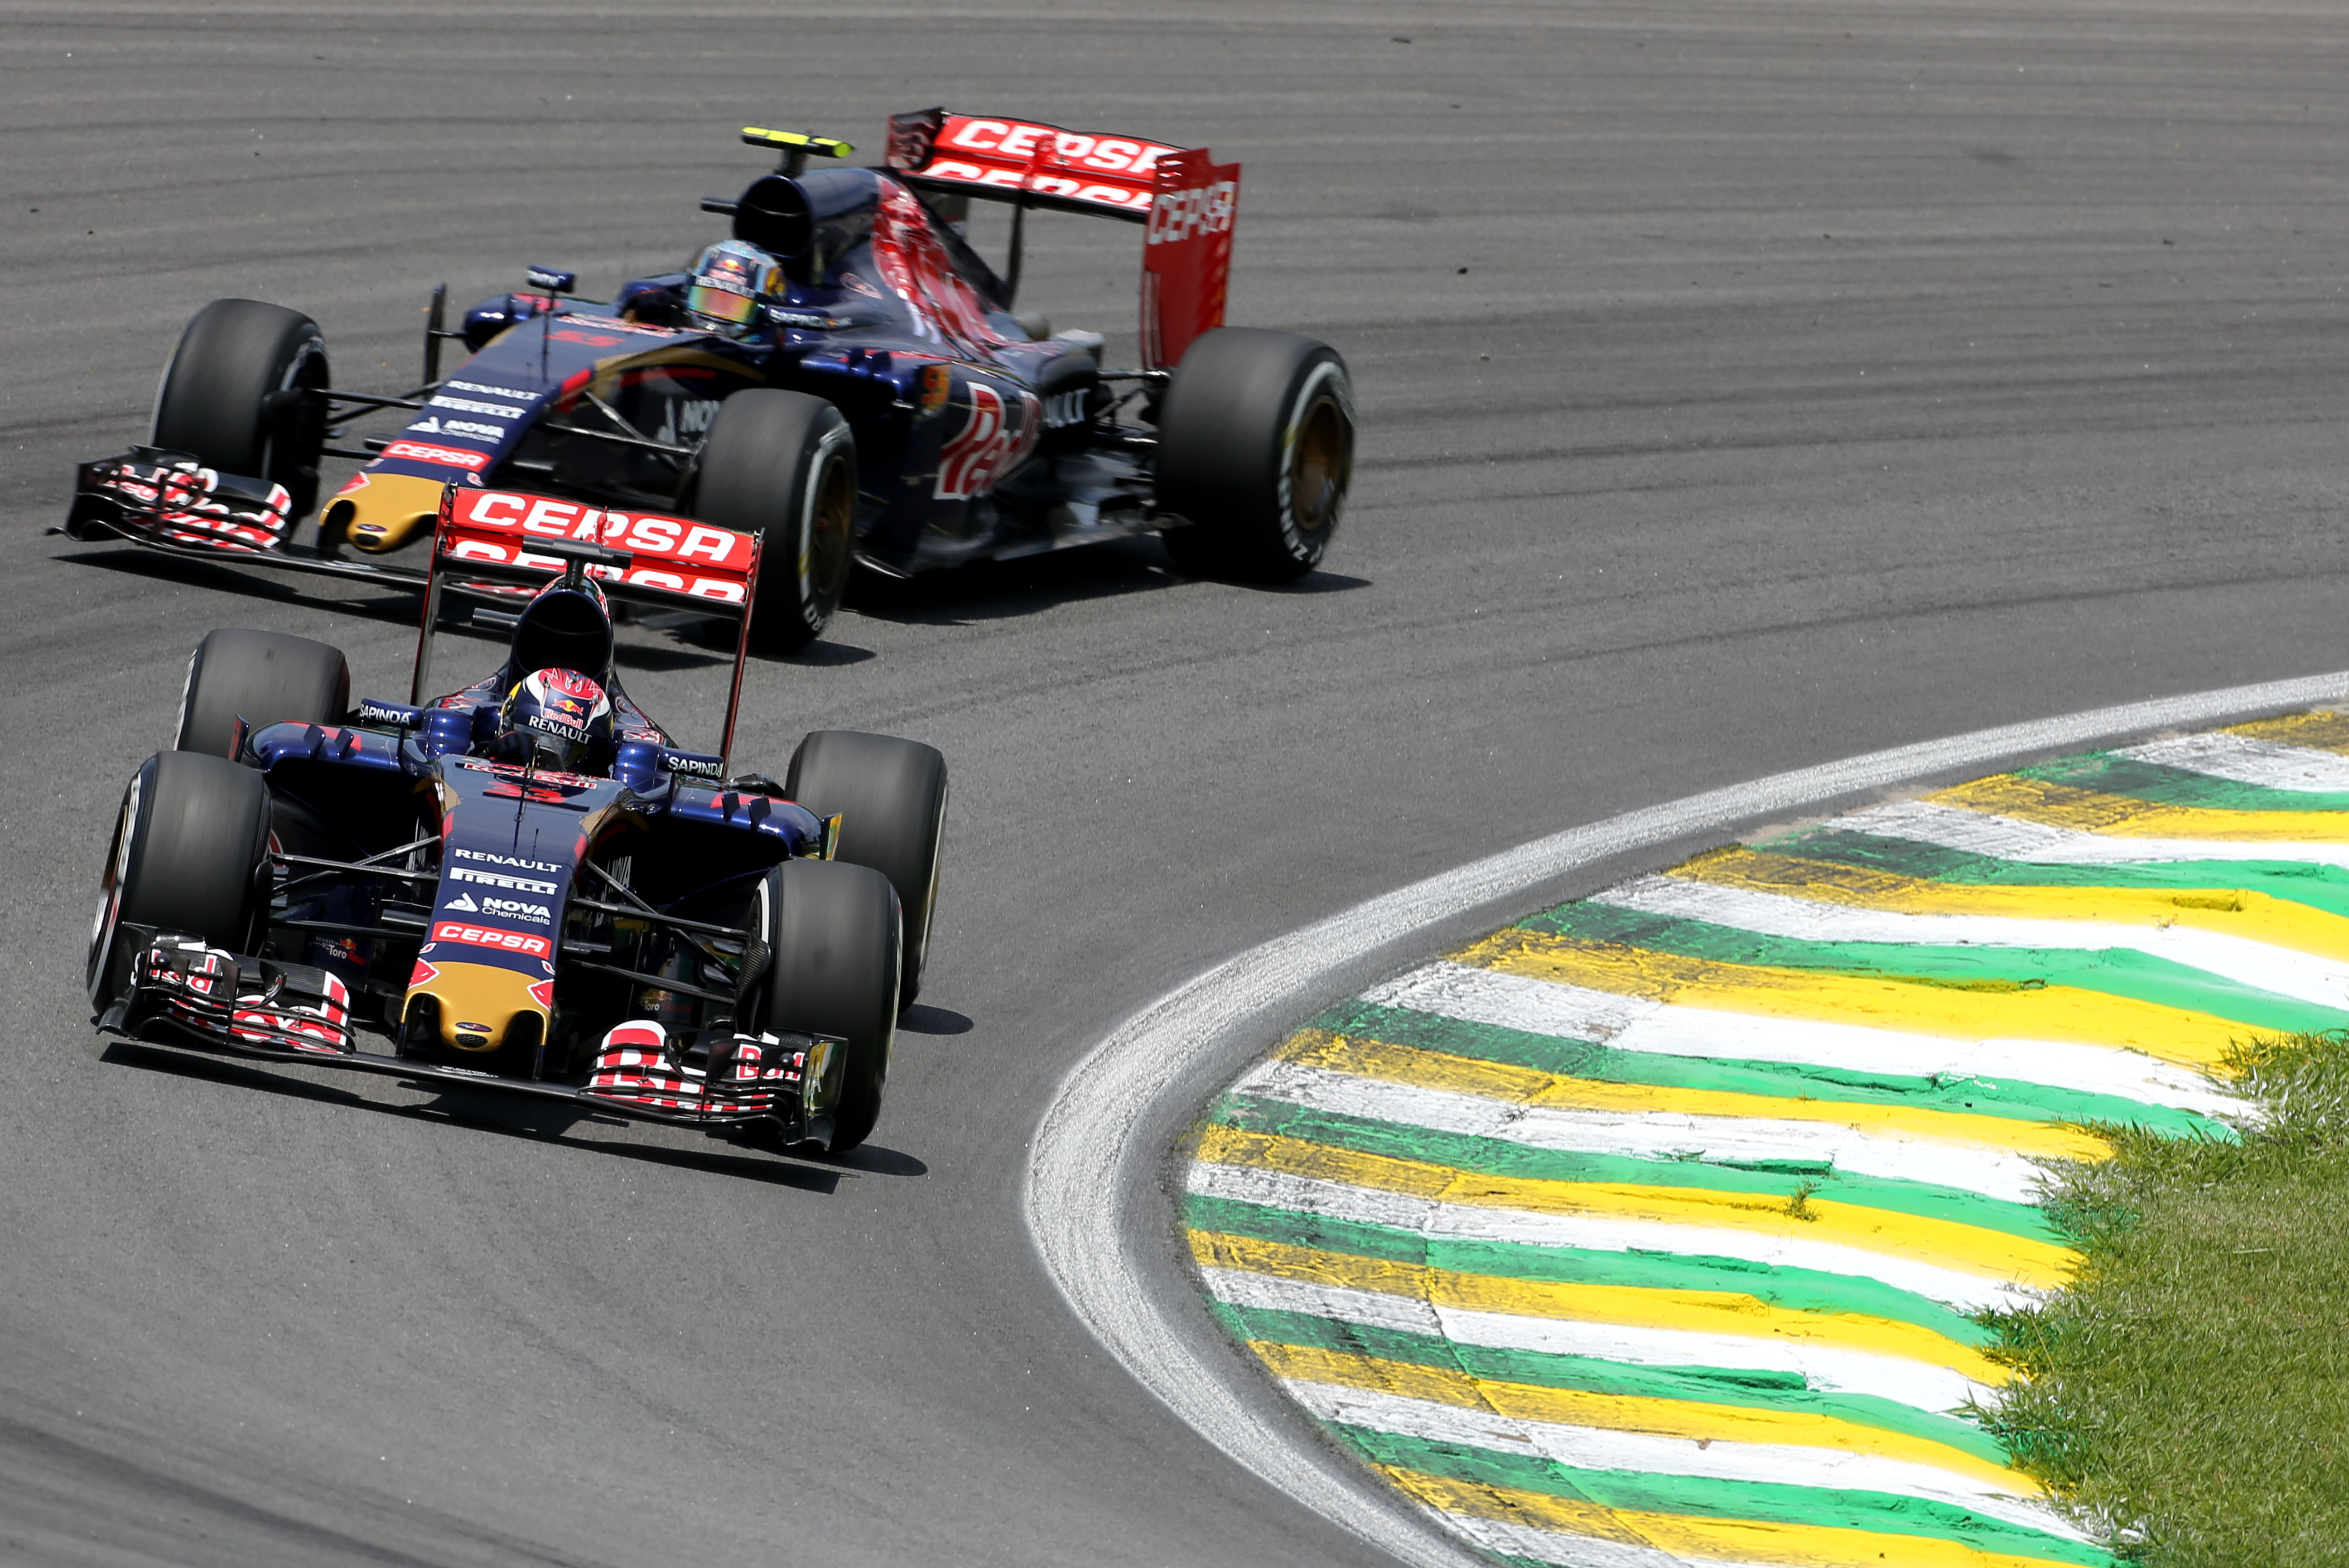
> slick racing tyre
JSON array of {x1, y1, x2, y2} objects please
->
[
  {"x1": 1155, "y1": 328, "x2": 1354, "y2": 583},
  {"x1": 755, "y1": 859, "x2": 902, "y2": 1153},
  {"x1": 785, "y1": 731, "x2": 948, "y2": 1008},
  {"x1": 88, "y1": 750, "x2": 273, "y2": 1011},
  {"x1": 175, "y1": 628, "x2": 350, "y2": 761},
  {"x1": 694, "y1": 390, "x2": 856, "y2": 654},
  {"x1": 151, "y1": 299, "x2": 332, "y2": 521}
]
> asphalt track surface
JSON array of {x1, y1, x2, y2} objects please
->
[{"x1": 7, "y1": 4, "x2": 2349, "y2": 1565}]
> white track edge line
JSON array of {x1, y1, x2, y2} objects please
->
[{"x1": 1023, "y1": 668, "x2": 2349, "y2": 1568}]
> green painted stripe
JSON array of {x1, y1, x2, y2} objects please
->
[
  {"x1": 1519, "y1": 899, "x2": 2349, "y2": 1038},
  {"x1": 1335, "y1": 1424, "x2": 2110, "y2": 1565},
  {"x1": 1214, "y1": 1094, "x2": 2061, "y2": 1245},
  {"x1": 1315, "y1": 1000, "x2": 2224, "y2": 1137},
  {"x1": 1757, "y1": 829, "x2": 2349, "y2": 922},
  {"x1": 2013, "y1": 751, "x2": 2349, "y2": 815},
  {"x1": 1204, "y1": 1298, "x2": 2012, "y2": 1467},
  {"x1": 1188, "y1": 1192, "x2": 1993, "y2": 1348}
]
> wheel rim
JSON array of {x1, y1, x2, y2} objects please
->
[
  {"x1": 1287, "y1": 392, "x2": 1350, "y2": 538},
  {"x1": 802, "y1": 448, "x2": 856, "y2": 625}
]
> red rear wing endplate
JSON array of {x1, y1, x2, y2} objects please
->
[
  {"x1": 412, "y1": 486, "x2": 764, "y2": 769},
  {"x1": 886, "y1": 108, "x2": 1240, "y2": 370}
]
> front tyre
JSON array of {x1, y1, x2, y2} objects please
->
[
  {"x1": 785, "y1": 731, "x2": 948, "y2": 1008},
  {"x1": 175, "y1": 628, "x2": 350, "y2": 761},
  {"x1": 88, "y1": 751, "x2": 272, "y2": 1011},
  {"x1": 694, "y1": 390, "x2": 857, "y2": 653},
  {"x1": 1155, "y1": 328, "x2": 1354, "y2": 583},
  {"x1": 151, "y1": 299, "x2": 331, "y2": 521},
  {"x1": 754, "y1": 859, "x2": 902, "y2": 1153}
]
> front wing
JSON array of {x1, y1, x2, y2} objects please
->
[{"x1": 102, "y1": 932, "x2": 849, "y2": 1151}]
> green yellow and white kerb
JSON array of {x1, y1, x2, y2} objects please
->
[{"x1": 1185, "y1": 711, "x2": 2349, "y2": 1568}]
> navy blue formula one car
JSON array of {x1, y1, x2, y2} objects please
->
[
  {"x1": 62, "y1": 110, "x2": 1356, "y2": 650},
  {"x1": 88, "y1": 498, "x2": 947, "y2": 1153}
]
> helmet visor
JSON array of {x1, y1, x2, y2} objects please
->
[{"x1": 686, "y1": 280, "x2": 759, "y2": 328}]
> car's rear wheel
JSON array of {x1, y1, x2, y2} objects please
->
[
  {"x1": 753, "y1": 858, "x2": 901, "y2": 1153},
  {"x1": 694, "y1": 390, "x2": 857, "y2": 653},
  {"x1": 151, "y1": 299, "x2": 332, "y2": 521},
  {"x1": 88, "y1": 750, "x2": 273, "y2": 1011},
  {"x1": 1154, "y1": 327, "x2": 1354, "y2": 582},
  {"x1": 174, "y1": 628, "x2": 350, "y2": 761},
  {"x1": 785, "y1": 730, "x2": 948, "y2": 1008}
]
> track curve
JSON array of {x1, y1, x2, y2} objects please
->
[{"x1": 9, "y1": 5, "x2": 2349, "y2": 1565}]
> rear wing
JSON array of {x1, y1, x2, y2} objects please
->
[
  {"x1": 885, "y1": 109, "x2": 1239, "y2": 371},
  {"x1": 410, "y1": 486, "x2": 764, "y2": 769}
]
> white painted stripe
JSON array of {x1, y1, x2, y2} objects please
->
[
  {"x1": 1200, "y1": 1265, "x2": 1995, "y2": 1413},
  {"x1": 1368, "y1": 960, "x2": 2240, "y2": 1117},
  {"x1": 1028, "y1": 670, "x2": 2349, "y2": 1568},
  {"x1": 1187, "y1": 1161, "x2": 2042, "y2": 1313},
  {"x1": 1282, "y1": 1380, "x2": 2083, "y2": 1532},
  {"x1": 1432, "y1": 1512, "x2": 1744, "y2": 1568},
  {"x1": 2119, "y1": 730, "x2": 2349, "y2": 792},
  {"x1": 1231, "y1": 1055, "x2": 2055, "y2": 1206},
  {"x1": 1843, "y1": 796, "x2": 2349, "y2": 868},
  {"x1": 1597, "y1": 873, "x2": 2349, "y2": 1013}
]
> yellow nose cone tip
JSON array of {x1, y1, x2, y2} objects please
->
[
  {"x1": 407, "y1": 960, "x2": 551, "y2": 1052},
  {"x1": 329, "y1": 471, "x2": 458, "y2": 555}
]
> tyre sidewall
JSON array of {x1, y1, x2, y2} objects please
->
[
  {"x1": 90, "y1": 752, "x2": 272, "y2": 1008},
  {"x1": 174, "y1": 628, "x2": 351, "y2": 759},
  {"x1": 151, "y1": 299, "x2": 330, "y2": 518},
  {"x1": 1269, "y1": 354, "x2": 1354, "y2": 570},
  {"x1": 1153, "y1": 328, "x2": 1355, "y2": 581},
  {"x1": 755, "y1": 859, "x2": 902, "y2": 1151},
  {"x1": 784, "y1": 731, "x2": 948, "y2": 1006},
  {"x1": 694, "y1": 391, "x2": 856, "y2": 652}
]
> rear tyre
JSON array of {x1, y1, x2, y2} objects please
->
[
  {"x1": 151, "y1": 299, "x2": 331, "y2": 521},
  {"x1": 1154, "y1": 327, "x2": 1354, "y2": 583},
  {"x1": 88, "y1": 750, "x2": 272, "y2": 1010},
  {"x1": 755, "y1": 859, "x2": 902, "y2": 1153},
  {"x1": 785, "y1": 731, "x2": 948, "y2": 1007},
  {"x1": 695, "y1": 390, "x2": 856, "y2": 653},
  {"x1": 175, "y1": 628, "x2": 350, "y2": 760}
]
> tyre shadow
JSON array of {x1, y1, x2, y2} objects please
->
[
  {"x1": 846, "y1": 533, "x2": 1370, "y2": 627},
  {"x1": 100, "y1": 1039, "x2": 926, "y2": 1190}
]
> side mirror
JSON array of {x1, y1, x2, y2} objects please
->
[{"x1": 732, "y1": 176, "x2": 811, "y2": 261}]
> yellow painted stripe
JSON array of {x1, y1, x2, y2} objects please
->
[
  {"x1": 1386, "y1": 1467, "x2": 2082, "y2": 1568},
  {"x1": 2226, "y1": 709, "x2": 2349, "y2": 756},
  {"x1": 1934, "y1": 773, "x2": 2349, "y2": 843},
  {"x1": 1458, "y1": 926, "x2": 2245, "y2": 1068},
  {"x1": 1250, "y1": 1340, "x2": 2033, "y2": 1494},
  {"x1": 1188, "y1": 1230, "x2": 2015, "y2": 1385},
  {"x1": 1194, "y1": 1124, "x2": 2071, "y2": 1287},
  {"x1": 1279, "y1": 1028, "x2": 2110, "y2": 1163},
  {"x1": 1672, "y1": 845, "x2": 2349, "y2": 966}
]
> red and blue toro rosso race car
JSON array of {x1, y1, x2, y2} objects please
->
[
  {"x1": 62, "y1": 109, "x2": 1356, "y2": 650},
  {"x1": 88, "y1": 493, "x2": 947, "y2": 1153}
]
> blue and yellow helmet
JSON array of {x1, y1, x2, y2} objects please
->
[{"x1": 684, "y1": 239, "x2": 782, "y2": 337}]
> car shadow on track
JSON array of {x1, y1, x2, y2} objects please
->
[
  {"x1": 844, "y1": 533, "x2": 1371, "y2": 628},
  {"x1": 101, "y1": 1040, "x2": 926, "y2": 1189},
  {"x1": 57, "y1": 545, "x2": 881, "y2": 670}
]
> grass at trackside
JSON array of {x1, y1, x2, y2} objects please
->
[{"x1": 1979, "y1": 1032, "x2": 2349, "y2": 1565}]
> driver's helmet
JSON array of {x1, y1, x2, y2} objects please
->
[
  {"x1": 495, "y1": 668, "x2": 614, "y2": 773},
  {"x1": 684, "y1": 239, "x2": 782, "y2": 337}
]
